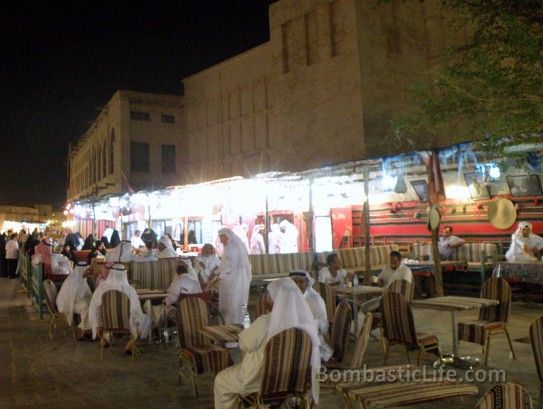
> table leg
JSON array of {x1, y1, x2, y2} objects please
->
[
  {"x1": 451, "y1": 310, "x2": 458, "y2": 356},
  {"x1": 352, "y1": 293, "x2": 358, "y2": 336}
]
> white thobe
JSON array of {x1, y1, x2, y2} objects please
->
[
  {"x1": 505, "y1": 234, "x2": 543, "y2": 262},
  {"x1": 218, "y1": 255, "x2": 251, "y2": 325},
  {"x1": 305, "y1": 289, "x2": 333, "y2": 361},
  {"x1": 157, "y1": 247, "x2": 178, "y2": 259},
  {"x1": 214, "y1": 314, "x2": 270, "y2": 409}
]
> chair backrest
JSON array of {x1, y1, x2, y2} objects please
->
[
  {"x1": 101, "y1": 290, "x2": 131, "y2": 332},
  {"x1": 381, "y1": 291, "x2": 419, "y2": 348},
  {"x1": 529, "y1": 316, "x2": 543, "y2": 384},
  {"x1": 43, "y1": 279, "x2": 58, "y2": 314},
  {"x1": 176, "y1": 297, "x2": 209, "y2": 348},
  {"x1": 260, "y1": 328, "x2": 312, "y2": 400},
  {"x1": 318, "y1": 282, "x2": 337, "y2": 324},
  {"x1": 330, "y1": 301, "x2": 352, "y2": 363},
  {"x1": 349, "y1": 312, "x2": 373, "y2": 369},
  {"x1": 388, "y1": 279, "x2": 414, "y2": 303},
  {"x1": 479, "y1": 278, "x2": 511, "y2": 323},
  {"x1": 255, "y1": 292, "x2": 271, "y2": 319},
  {"x1": 474, "y1": 382, "x2": 533, "y2": 409}
]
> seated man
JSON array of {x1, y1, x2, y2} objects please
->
[
  {"x1": 214, "y1": 278, "x2": 321, "y2": 409},
  {"x1": 193, "y1": 243, "x2": 221, "y2": 289},
  {"x1": 505, "y1": 221, "x2": 543, "y2": 262},
  {"x1": 130, "y1": 230, "x2": 145, "y2": 249},
  {"x1": 438, "y1": 226, "x2": 465, "y2": 260},
  {"x1": 89, "y1": 263, "x2": 152, "y2": 354},
  {"x1": 361, "y1": 251, "x2": 413, "y2": 313},
  {"x1": 163, "y1": 264, "x2": 202, "y2": 307},
  {"x1": 138, "y1": 240, "x2": 158, "y2": 261},
  {"x1": 289, "y1": 271, "x2": 333, "y2": 362},
  {"x1": 318, "y1": 253, "x2": 357, "y2": 288},
  {"x1": 56, "y1": 261, "x2": 93, "y2": 339},
  {"x1": 157, "y1": 236, "x2": 178, "y2": 259}
]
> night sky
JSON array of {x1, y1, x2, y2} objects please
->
[{"x1": 0, "y1": 1, "x2": 275, "y2": 208}]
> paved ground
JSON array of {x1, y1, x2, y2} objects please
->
[{"x1": 0, "y1": 277, "x2": 541, "y2": 409}]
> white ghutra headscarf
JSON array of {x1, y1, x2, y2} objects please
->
[
  {"x1": 267, "y1": 278, "x2": 321, "y2": 404},
  {"x1": 56, "y1": 261, "x2": 92, "y2": 326}
]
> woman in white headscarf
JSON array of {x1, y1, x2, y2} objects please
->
[
  {"x1": 56, "y1": 261, "x2": 93, "y2": 338},
  {"x1": 157, "y1": 235, "x2": 179, "y2": 258},
  {"x1": 88, "y1": 263, "x2": 151, "y2": 352},
  {"x1": 217, "y1": 228, "x2": 252, "y2": 324},
  {"x1": 505, "y1": 221, "x2": 543, "y2": 262},
  {"x1": 289, "y1": 271, "x2": 333, "y2": 362},
  {"x1": 249, "y1": 224, "x2": 266, "y2": 255},
  {"x1": 214, "y1": 278, "x2": 321, "y2": 409}
]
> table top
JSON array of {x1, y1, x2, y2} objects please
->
[
  {"x1": 136, "y1": 288, "x2": 167, "y2": 294},
  {"x1": 136, "y1": 289, "x2": 169, "y2": 300},
  {"x1": 198, "y1": 324, "x2": 244, "y2": 343},
  {"x1": 404, "y1": 260, "x2": 466, "y2": 268},
  {"x1": 334, "y1": 285, "x2": 384, "y2": 296},
  {"x1": 411, "y1": 296, "x2": 499, "y2": 311}
]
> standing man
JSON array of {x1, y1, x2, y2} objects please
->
[
  {"x1": 279, "y1": 219, "x2": 298, "y2": 254},
  {"x1": 5, "y1": 233, "x2": 19, "y2": 279},
  {"x1": 217, "y1": 228, "x2": 252, "y2": 324},
  {"x1": 438, "y1": 226, "x2": 466, "y2": 260}
]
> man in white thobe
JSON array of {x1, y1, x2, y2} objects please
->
[
  {"x1": 214, "y1": 278, "x2": 321, "y2": 409},
  {"x1": 157, "y1": 236, "x2": 178, "y2": 259},
  {"x1": 249, "y1": 225, "x2": 266, "y2": 255},
  {"x1": 56, "y1": 261, "x2": 93, "y2": 338},
  {"x1": 279, "y1": 219, "x2": 298, "y2": 254},
  {"x1": 267, "y1": 223, "x2": 282, "y2": 254},
  {"x1": 289, "y1": 271, "x2": 333, "y2": 362},
  {"x1": 130, "y1": 230, "x2": 146, "y2": 249},
  {"x1": 217, "y1": 228, "x2": 252, "y2": 325},
  {"x1": 89, "y1": 263, "x2": 151, "y2": 353},
  {"x1": 505, "y1": 221, "x2": 543, "y2": 262},
  {"x1": 107, "y1": 240, "x2": 138, "y2": 263}
]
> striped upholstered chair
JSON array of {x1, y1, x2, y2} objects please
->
[
  {"x1": 318, "y1": 282, "x2": 337, "y2": 328},
  {"x1": 457, "y1": 277, "x2": 516, "y2": 366},
  {"x1": 381, "y1": 291, "x2": 441, "y2": 366},
  {"x1": 100, "y1": 290, "x2": 134, "y2": 361},
  {"x1": 475, "y1": 382, "x2": 533, "y2": 409},
  {"x1": 327, "y1": 312, "x2": 373, "y2": 371},
  {"x1": 329, "y1": 301, "x2": 352, "y2": 365},
  {"x1": 175, "y1": 297, "x2": 231, "y2": 396},
  {"x1": 529, "y1": 316, "x2": 543, "y2": 409},
  {"x1": 43, "y1": 279, "x2": 75, "y2": 340},
  {"x1": 241, "y1": 328, "x2": 313, "y2": 408}
]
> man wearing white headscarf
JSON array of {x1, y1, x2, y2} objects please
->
[
  {"x1": 214, "y1": 278, "x2": 321, "y2": 409},
  {"x1": 56, "y1": 261, "x2": 93, "y2": 338},
  {"x1": 232, "y1": 224, "x2": 250, "y2": 252},
  {"x1": 289, "y1": 271, "x2": 333, "y2": 362},
  {"x1": 279, "y1": 219, "x2": 298, "y2": 254},
  {"x1": 217, "y1": 228, "x2": 252, "y2": 324},
  {"x1": 505, "y1": 221, "x2": 543, "y2": 262},
  {"x1": 267, "y1": 223, "x2": 281, "y2": 254},
  {"x1": 249, "y1": 224, "x2": 265, "y2": 255},
  {"x1": 157, "y1": 236, "x2": 178, "y2": 259},
  {"x1": 106, "y1": 240, "x2": 138, "y2": 263},
  {"x1": 88, "y1": 263, "x2": 151, "y2": 352}
]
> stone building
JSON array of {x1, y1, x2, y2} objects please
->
[
  {"x1": 180, "y1": 0, "x2": 469, "y2": 184},
  {"x1": 67, "y1": 90, "x2": 184, "y2": 201}
]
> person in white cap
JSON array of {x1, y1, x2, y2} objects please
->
[
  {"x1": 214, "y1": 278, "x2": 321, "y2": 409},
  {"x1": 56, "y1": 261, "x2": 93, "y2": 339},
  {"x1": 157, "y1": 235, "x2": 178, "y2": 259},
  {"x1": 505, "y1": 221, "x2": 543, "y2": 262},
  {"x1": 289, "y1": 270, "x2": 333, "y2": 362},
  {"x1": 217, "y1": 228, "x2": 251, "y2": 324},
  {"x1": 88, "y1": 263, "x2": 151, "y2": 353}
]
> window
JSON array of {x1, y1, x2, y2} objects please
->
[
  {"x1": 130, "y1": 111, "x2": 150, "y2": 121},
  {"x1": 130, "y1": 142, "x2": 150, "y2": 173},
  {"x1": 161, "y1": 114, "x2": 175, "y2": 124},
  {"x1": 162, "y1": 144, "x2": 176, "y2": 174}
]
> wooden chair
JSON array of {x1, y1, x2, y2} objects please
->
[
  {"x1": 457, "y1": 277, "x2": 516, "y2": 366},
  {"x1": 318, "y1": 282, "x2": 337, "y2": 328},
  {"x1": 330, "y1": 301, "x2": 352, "y2": 365},
  {"x1": 474, "y1": 382, "x2": 533, "y2": 409},
  {"x1": 175, "y1": 297, "x2": 231, "y2": 396},
  {"x1": 99, "y1": 290, "x2": 135, "y2": 361},
  {"x1": 381, "y1": 291, "x2": 441, "y2": 366},
  {"x1": 43, "y1": 279, "x2": 75, "y2": 340},
  {"x1": 327, "y1": 312, "x2": 373, "y2": 371},
  {"x1": 529, "y1": 316, "x2": 543, "y2": 409},
  {"x1": 241, "y1": 328, "x2": 313, "y2": 408}
]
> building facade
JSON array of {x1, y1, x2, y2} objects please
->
[
  {"x1": 67, "y1": 90, "x2": 184, "y2": 201},
  {"x1": 180, "y1": 0, "x2": 469, "y2": 184}
]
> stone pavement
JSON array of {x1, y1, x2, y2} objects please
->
[{"x1": 0, "y1": 277, "x2": 541, "y2": 409}]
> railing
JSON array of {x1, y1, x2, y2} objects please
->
[
  {"x1": 31, "y1": 262, "x2": 45, "y2": 319},
  {"x1": 18, "y1": 254, "x2": 32, "y2": 297}
]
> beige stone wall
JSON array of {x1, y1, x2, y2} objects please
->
[{"x1": 67, "y1": 91, "x2": 183, "y2": 201}]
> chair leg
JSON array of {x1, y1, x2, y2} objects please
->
[
  {"x1": 48, "y1": 317, "x2": 54, "y2": 340},
  {"x1": 190, "y1": 367, "x2": 199, "y2": 397},
  {"x1": 379, "y1": 326, "x2": 386, "y2": 354},
  {"x1": 504, "y1": 328, "x2": 516, "y2": 360},
  {"x1": 417, "y1": 347, "x2": 423, "y2": 366},
  {"x1": 484, "y1": 332, "x2": 491, "y2": 366},
  {"x1": 383, "y1": 340, "x2": 390, "y2": 365},
  {"x1": 405, "y1": 346, "x2": 411, "y2": 365}
]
